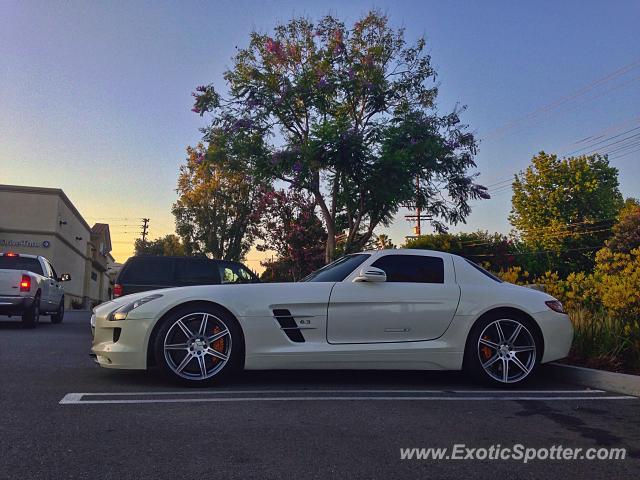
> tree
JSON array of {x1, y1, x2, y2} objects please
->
[
  {"x1": 172, "y1": 142, "x2": 268, "y2": 260},
  {"x1": 607, "y1": 198, "x2": 640, "y2": 253},
  {"x1": 404, "y1": 231, "x2": 515, "y2": 272},
  {"x1": 253, "y1": 188, "x2": 326, "y2": 281},
  {"x1": 509, "y1": 152, "x2": 623, "y2": 273},
  {"x1": 134, "y1": 234, "x2": 185, "y2": 256},
  {"x1": 374, "y1": 234, "x2": 395, "y2": 250},
  {"x1": 192, "y1": 11, "x2": 487, "y2": 262}
]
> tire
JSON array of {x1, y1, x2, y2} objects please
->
[
  {"x1": 463, "y1": 312, "x2": 541, "y2": 387},
  {"x1": 153, "y1": 303, "x2": 244, "y2": 386},
  {"x1": 51, "y1": 298, "x2": 64, "y2": 324},
  {"x1": 22, "y1": 295, "x2": 41, "y2": 329}
]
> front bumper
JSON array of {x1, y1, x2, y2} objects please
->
[
  {"x1": 91, "y1": 311, "x2": 153, "y2": 370},
  {"x1": 0, "y1": 295, "x2": 34, "y2": 315},
  {"x1": 532, "y1": 309, "x2": 574, "y2": 363}
]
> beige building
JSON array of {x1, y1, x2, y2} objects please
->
[{"x1": 0, "y1": 184, "x2": 114, "y2": 308}]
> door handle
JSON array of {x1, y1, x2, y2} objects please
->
[{"x1": 384, "y1": 328, "x2": 411, "y2": 332}]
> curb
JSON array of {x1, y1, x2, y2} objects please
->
[{"x1": 546, "y1": 362, "x2": 640, "y2": 397}]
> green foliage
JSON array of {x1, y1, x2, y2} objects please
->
[
  {"x1": 404, "y1": 231, "x2": 514, "y2": 271},
  {"x1": 192, "y1": 11, "x2": 486, "y2": 261},
  {"x1": 607, "y1": 198, "x2": 640, "y2": 253},
  {"x1": 134, "y1": 235, "x2": 185, "y2": 257},
  {"x1": 373, "y1": 234, "x2": 396, "y2": 250},
  {"x1": 509, "y1": 151, "x2": 623, "y2": 274},
  {"x1": 172, "y1": 142, "x2": 268, "y2": 261},
  {"x1": 496, "y1": 246, "x2": 640, "y2": 373}
]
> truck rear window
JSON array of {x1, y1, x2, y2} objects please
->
[{"x1": 0, "y1": 256, "x2": 44, "y2": 276}]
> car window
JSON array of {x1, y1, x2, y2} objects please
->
[
  {"x1": 300, "y1": 254, "x2": 370, "y2": 282},
  {"x1": 120, "y1": 257, "x2": 174, "y2": 285},
  {"x1": 219, "y1": 263, "x2": 256, "y2": 284},
  {"x1": 0, "y1": 256, "x2": 44, "y2": 276},
  {"x1": 41, "y1": 259, "x2": 53, "y2": 278},
  {"x1": 44, "y1": 260, "x2": 57, "y2": 279},
  {"x1": 464, "y1": 258, "x2": 503, "y2": 283},
  {"x1": 175, "y1": 259, "x2": 220, "y2": 285},
  {"x1": 371, "y1": 255, "x2": 444, "y2": 283},
  {"x1": 49, "y1": 263, "x2": 58, "y2": 280}
]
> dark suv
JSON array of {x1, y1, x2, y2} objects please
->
[{"x1": 113, "y1": 256, "x2": 259, "y2": 298}]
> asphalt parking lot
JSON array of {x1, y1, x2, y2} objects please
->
[{"x1": 1, "y1": 311, "x2": 639, "y2": 479}]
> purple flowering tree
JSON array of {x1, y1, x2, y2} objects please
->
[
  {"x1": 192, "y1": 11, "x2": 487, "y2": 262},
  {"x1": 252, "y1": 189, "x2": 326, "y2": 281}
]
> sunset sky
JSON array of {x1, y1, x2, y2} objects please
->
[{"x1": 2, "y1": 0, "x2": 639, "y2": 268}]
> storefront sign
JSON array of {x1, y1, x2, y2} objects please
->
[{"x1": 0, "y1": 239, "x2": 50, "y2": 248}]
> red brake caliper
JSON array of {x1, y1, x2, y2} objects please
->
[
  {"x1": 481, "y1": 335, "x2": 493, "y2": 360},
  {"x1": 211, "y1": 325, "x2": 225, "y2": 362}
]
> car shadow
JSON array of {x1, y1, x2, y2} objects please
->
[{"x1": 93, "y1": 366, "x2": 572, "y2": 391}]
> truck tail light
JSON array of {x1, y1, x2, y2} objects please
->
[
  {"x1": 113, "y1": 283, "x2": 123, "y2": 298},
  {"x1": 20, "y1": 275, "x2": 31, "y2": 292}
]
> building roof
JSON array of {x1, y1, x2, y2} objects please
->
[
  {"x1": 0, "y1": 184, "x2": 92, "y2": 232},
  {"x1": 90, "y1": 223, "x2": 112, "y2": 253}
]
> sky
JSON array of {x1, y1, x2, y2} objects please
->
[{"x1": 1, "y1": 0, "x2": 639, "y2": 269}]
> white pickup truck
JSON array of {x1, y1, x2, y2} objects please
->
[{"x1": 0, "y1": 252, "x2": 71, "y2": 328}]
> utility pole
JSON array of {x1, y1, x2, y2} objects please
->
[
  {"x1": 141, "y1": 218, "x2": 150, "y2": 244},
  {"x1": 404, "y1": 175, "x2": 432, "y2": 239}
]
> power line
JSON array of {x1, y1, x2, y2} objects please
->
[
  {"x1": 579, "y1": 132, "x2": 640, "y2": 157},
  {"x1": 466, "y1": 245, "x2": 603, "y2": 258},
  {"x1": 562, "y1": 125, "x2": 640, "y2": 156},
  {"x1": 483, "y1": 58, "x2": 640, "y2": 139}
]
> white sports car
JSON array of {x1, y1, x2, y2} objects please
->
[{"x1": 91, "y1": 249, "x2": 573, "y2": 386}]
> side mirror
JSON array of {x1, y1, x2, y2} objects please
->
[
  {"x1": 59, "y1": 273, "x2": 71, "y2": 282},
  {"x1": 353, "y1": 267, "x2": 387, "y2": 283}
]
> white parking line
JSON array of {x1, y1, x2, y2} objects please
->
[
  {"x1": 59, "y1": 389, "x2": 635, "y2": 405},
  {"x1": 62, "y1": 388, "x2": 606, "y2": 396}
]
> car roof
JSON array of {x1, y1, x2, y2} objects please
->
[
  {"x1": 125, "y1": 255, "x2": 243, "y2": 264},
  {"x1": 358, "y1": 248, "x2": 453, "y2": 258}
]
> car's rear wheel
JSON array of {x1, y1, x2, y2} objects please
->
[
  {"x1": 464, "y1": 313, "x2": 540, "y2": 386},
  {"x1": 51, "y1": 298, "x2": 64, "y2": 324},
  {"x1": 22, "y1": 294, "x2": 40, "y2": 329},
  {"x1": 153, "y1": 304, "x2": 243, "y2": 386}
]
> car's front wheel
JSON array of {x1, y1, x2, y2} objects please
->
[
  {"x1": 153, "y1": 304, "x2": 243, "y2": 386},
  {"x1": 464, "y1": 313, "x2": 540, "y2": 386}
]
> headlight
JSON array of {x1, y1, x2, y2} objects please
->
[
  {"x1": 109, "y1": 294, "x2": 163, "y2": 321},
  {"x1": 545, "y1": 300, "x2": 567, "y2": 314}
]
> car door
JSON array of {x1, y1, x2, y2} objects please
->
[
  {"x1": 39, "y1": 259, "x2": 56, "y2": 309},
  {"x1": 327, "y1": 253, "x2": 460, "y2": 343},
  {"x1": 47, "y1": 261, "x2": 64, "y2": 306}
]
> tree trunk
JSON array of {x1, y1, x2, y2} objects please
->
[
  {"x1": 324, "y1": 224, "x2": 336, "y2": 264},
  {"x1": 311, "y1": 189, "x2": 336, "y2": 264}
]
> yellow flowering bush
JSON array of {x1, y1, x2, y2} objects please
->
[
  {"x1": 496, "y1": 266, "x2": 530, "y2": 284},
  {"x1": 492, "y1": 248, "x2": 640, "y2": 372},
  {"x1": 594, "y1": 248, "x2": 640, "y2": 317}
]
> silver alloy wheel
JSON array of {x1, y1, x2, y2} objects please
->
[
  {"x1": 163, "y1": 312, "x2": 232, "y2": 380},
  {"x1": 477, "y1": 319, "x2": 536, "y2": 384}
]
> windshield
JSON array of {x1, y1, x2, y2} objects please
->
[{"x1": 300, "y1": 254, "x2": 370, "y2": 282}]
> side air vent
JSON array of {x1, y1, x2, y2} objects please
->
[{"x1": 273, "y1": 309, "x2": 305, "y2": 343}]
